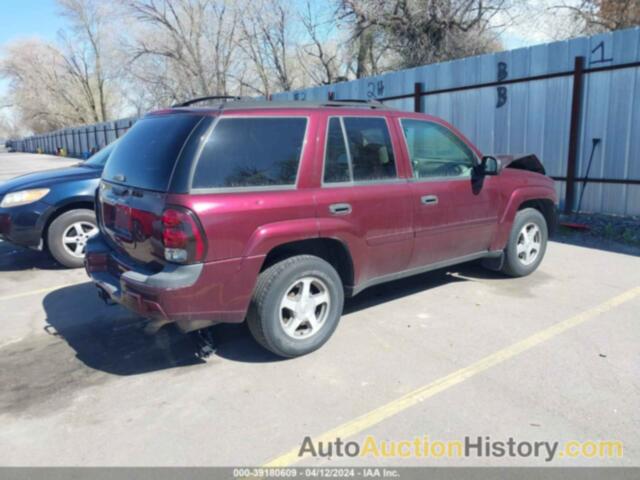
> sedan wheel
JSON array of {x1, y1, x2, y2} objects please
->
[
  {"x1": 47, "y1": 209, "x2": 98, "y2": 268},
  {"x1": 62, "y1": 221, "x2": 99, "y2": 258}
]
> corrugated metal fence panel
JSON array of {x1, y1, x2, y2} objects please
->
[
  {"x1": 274, "y1": 27, "x2": 640, "y2": 215},
  {"x1": 13, "y1": 116, "x2": 138, "y2": 159},
  {"x1": 11, "y1": 28, "x2": 640, "y2": 215}
]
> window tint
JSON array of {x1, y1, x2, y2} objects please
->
[
  {"x1": 342, "y1": 117, "x2": 397, "y2": 181},
  {"x1": 103, "y1": 114, "x2": 203, "y2": 191},
  {"x1": 323, "y1": 118, "x2": 350, "y2": 183},
  {"x1": 193, "y1": 117, "x2": 307, "y2": 189},
  {"x1": 401, "y1": 119, "x2": 475, "y2": 179}
]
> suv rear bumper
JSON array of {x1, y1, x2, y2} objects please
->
[{"x1": 85, "y1": 234, "x2": 262, "y2": 331}]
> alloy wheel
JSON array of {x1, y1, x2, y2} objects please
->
[
  {"x1": 62, "y1": 221, "x2": 98, "y2": 258},
  {"x1": 279, "y1": 276, "x2": 331, "y2": 340},
  {"x1": 516, "y1": 222, "x2": 542, "y2": 266}
]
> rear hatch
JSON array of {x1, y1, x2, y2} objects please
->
[{"x1": 99, "y1": 112, "x2": 208, "y2": 269}]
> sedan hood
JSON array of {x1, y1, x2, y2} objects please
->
[{"x1": 0, "y1": 165, "x2": 101, "y2": 195}]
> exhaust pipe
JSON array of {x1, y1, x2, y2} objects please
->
[
  {"x1": 143, "y1": 318, "x2": 171, "y2": 335},
  {"x1": 96, "y1": 285, "x2": 116, "y2": 306}
]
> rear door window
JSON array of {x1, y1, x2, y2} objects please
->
[
  {"x1": 323, "y1": 117, "x2": 397, "y2": 183},
  {"x1": 192, "y1": 117, "x2": 307, "y2": 189},
  {"x1": 102, "y1": 114, "x2": 203, "y2": 191},
  {"x1": 324, "y1": 118, "x2": 351, "y2": 183}
]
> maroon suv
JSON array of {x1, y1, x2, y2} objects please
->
[{"x1": 85, "y1": 100, "x2": 557, "y2": 357}]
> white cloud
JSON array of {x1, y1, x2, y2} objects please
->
[{"x1": 492, "y1": 0, "x2": 586, "y2": 49}]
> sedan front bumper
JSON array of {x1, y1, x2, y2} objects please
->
[{"x1": 0, "y1": 200, "x2": 55, "y2": 249}]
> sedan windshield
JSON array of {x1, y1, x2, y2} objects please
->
[{"x1": 84, "y1": 141, "x2": 118, "y2": 168}]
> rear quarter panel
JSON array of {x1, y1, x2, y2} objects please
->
[{"x1": 172, "y1": 190, "x2": 319, "y2": 261}]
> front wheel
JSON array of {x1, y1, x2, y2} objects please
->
[
  {"x1": 47, "y1": 209, "x2": 99, "y2": 268},
  {"x1": 247, "y1": 255, "x2": 344, "y2": 358},
  {"x1": 501, "y1": 207, "x2": 548, "y2": 277}
]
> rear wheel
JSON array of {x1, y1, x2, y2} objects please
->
[
  {"x1": 47, "y1": 209, "x2": 98, "y2": 268},
  {"x1": 247, "y1": 255, "x2": 344, "y2": 358},
  {"x1": 501, "y1": 208, "x2": 548, "y2": 277}
]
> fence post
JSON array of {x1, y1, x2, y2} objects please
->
[
  {"x1": 64, "y1": 130, "x2": 69, "y2": 156},
  {"x1": 413, "y1": 82, "x2": 424, "y2": 113},
  {"x1": 565, "y1": 56, "x2": 585, "y2": 214}
]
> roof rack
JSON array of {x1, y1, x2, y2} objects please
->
[
  {"x1": 169, "y1": 98, "x2": 396, "y2": 111},
  {"x1": 323, "y1": 99, "x2": 387, "y2": 109},
  {"x1": 172, "y1": 95, "x2": 242, "y2": 107}
]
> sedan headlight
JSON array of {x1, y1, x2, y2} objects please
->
[{"x1": 0, "y1": 188, "x2": 50, "y2": 208}]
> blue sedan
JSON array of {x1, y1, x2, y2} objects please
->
[{"x1": 0, "y1": 143, "x2": 115, "y2": 267}]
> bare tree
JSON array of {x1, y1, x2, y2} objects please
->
[
  {"x1": 236, "y1": 0, "x2": 297, "y2": 96},
  {"x1": 297, "y1": 0, "x2": 347, "y2": 85},
  {"x1": 337, "y1": 0, "x2": 390, "y2": 78},
  {"x1": 126, "y1": 0, "x2": 241, "y2": 105},
  {"x1": 1, "y1": 39, "x2": 105, "y2": 132},
  {"x1": 340, "y1": 0, "x2": 506, "y2": 71},
  {"x1": 58, "y1": 0, "x2": 120, "y2": 122},
  {"x1": 0, "y1": 0, "x2": 123, "y2": 133},
  {"x1": 554, "y1": 0, "x2": 640, "y2": 34}
]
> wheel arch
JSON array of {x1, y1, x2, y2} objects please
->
[
  {"x1": 42, "y1": 199, "x2": 95, "y2": 248},
  {"x1": 517, "y1": 198, "x2": 557, "y2": 235},
  {"x1": 260, "y1": 237, "x2": 355, "y2": 294},
  {"x1": 492, "y1": 186, "x2": 557, "y2": 250}
]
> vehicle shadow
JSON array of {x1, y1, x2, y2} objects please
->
[
  {"x1": 342, "y1": 263, "x2": 483, "y2": 316},
  {"x1": 42, "y1": 262, "x2": 497, "y2": 374},
  {"x1": 42, "y1": 282, "x2": 207, "y2": 375},
  {"x1": 0, "y1": 242, "x2": 63, "y2": 271},
  {"x1": 214, "y1": 262, "x2": 490, "y2": 362}
]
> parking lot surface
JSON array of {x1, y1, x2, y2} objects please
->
[{"x1": 0, "y1": 152, "x2": 639, "y2": 467}]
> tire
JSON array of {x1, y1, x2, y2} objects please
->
[
  {"x1": 46, "y1": 209, "x2": 98, "y2": 268},
  {"x1": 247, "y1": 255, "x2": 344, "y2": 358},
  {"x1": 501, "y1": 207, "x2": 548, "y2": 277}
]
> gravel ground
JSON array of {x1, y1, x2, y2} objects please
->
[{"x1": 556, "y1": 213, "x2": 640, "y2": 257}]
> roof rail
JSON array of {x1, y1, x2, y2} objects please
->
[
  {"x1": 172, "y1": 95, "x2": 242, "y2": 107},
  {"x1": 323, "y1": 99, "x2": 390, "y2": 109}
]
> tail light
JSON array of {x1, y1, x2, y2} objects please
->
[{"x1": 160, "y1": 207, "x2": 206, "y2": 264}]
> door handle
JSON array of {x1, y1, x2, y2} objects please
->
[
  {"x1": 329, "y1": 203, "x2": 352, "y2": 215},
  {"x1": 420, "y1": 195, "x2": 438, "y2": 205}
]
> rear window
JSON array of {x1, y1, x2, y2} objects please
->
[
  {"x1": 192, "y1": 117, "x2": 307, "y2": 189},
  {"x1": 102, "y1": 114, "x2": 203, "y2": 191}
]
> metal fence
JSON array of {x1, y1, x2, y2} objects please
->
[
  {"x1": 10, "y1": 27, "x2": 640, "y2": 215},
  {"x1": 11, "y1": 117, "x2": 137, "y2": 159},
  {"x1": 273, "y1": 27, "x2": 640, "y2": 216}
]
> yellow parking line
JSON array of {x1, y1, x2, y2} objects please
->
[
  {"x1": 264, "y1": 285, "x2": 640, "y2": 467},
  {"x1": 0, "y1": 283, "x2": 83, "y2": 302}
]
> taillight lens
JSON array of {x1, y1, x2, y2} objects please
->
[{"x1": 160, "y1": 207, "x2": 206, "y2": 264}]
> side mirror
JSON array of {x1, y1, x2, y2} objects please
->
[{"x1": 480, "y1": 156, "x2": 500, "y2": 176}]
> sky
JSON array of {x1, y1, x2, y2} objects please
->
[
  {"x1": 0, "y1": 0, "x2": 64, "y2": 45},
  {"x1": 0, "y1": 0, "x2": 577, "y2": 100},
  {"x1": 0, "y1": 0, "x2": 65, "y2": 100}
]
